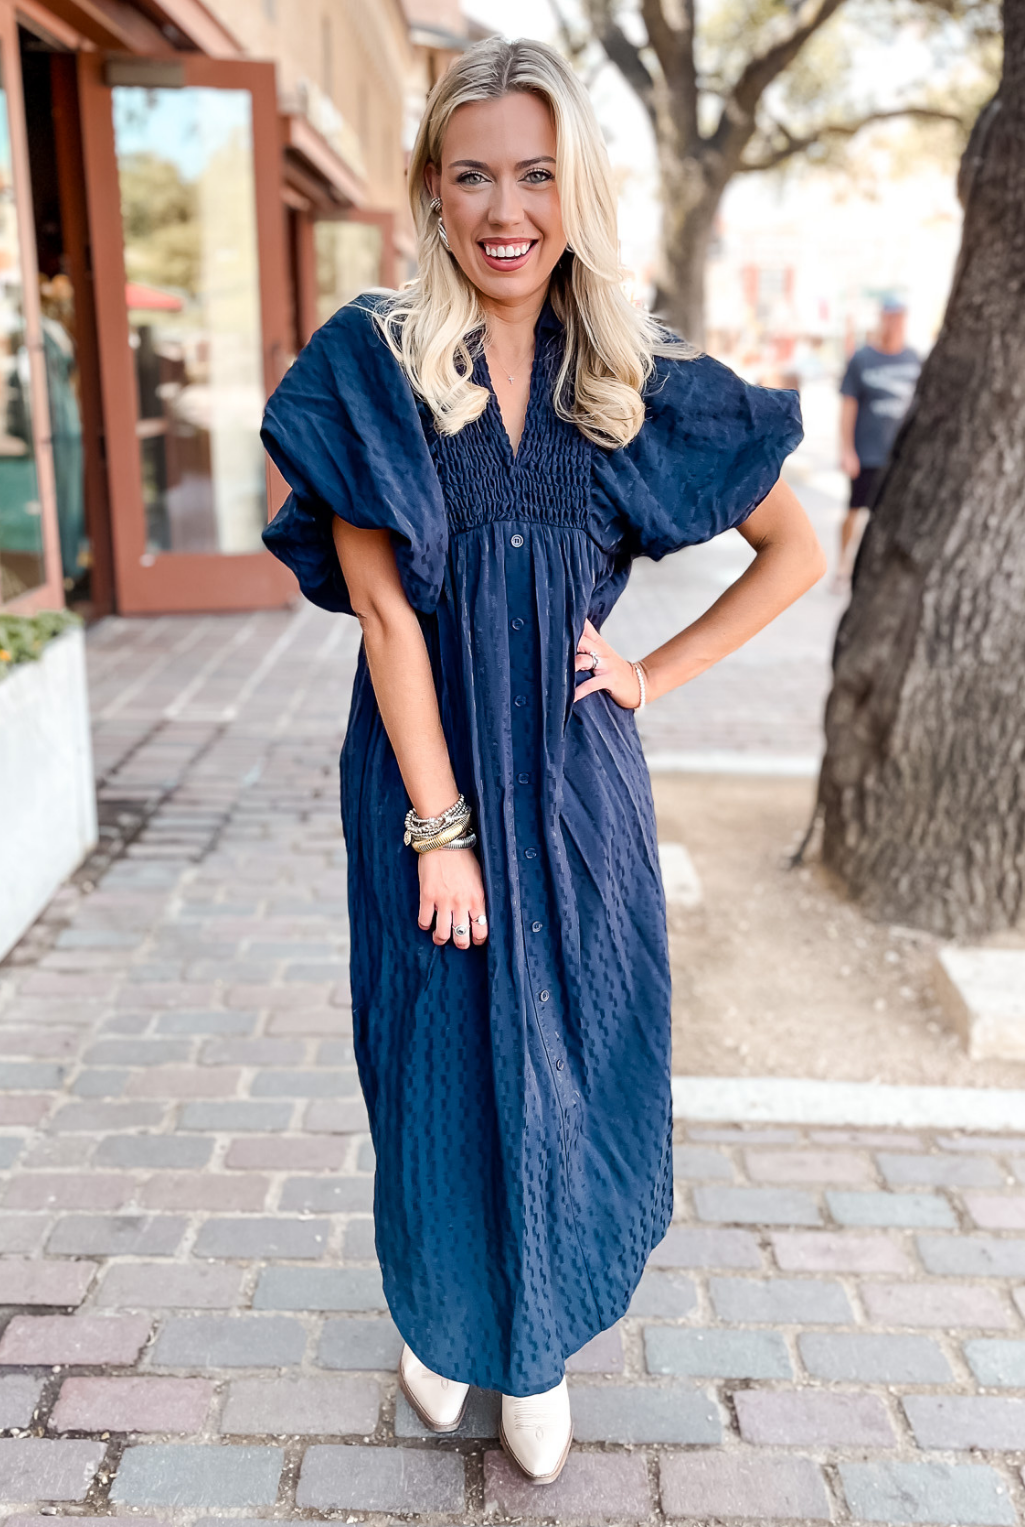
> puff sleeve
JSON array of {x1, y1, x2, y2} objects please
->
[
  {"x1": 597, "y1": 351, "x2": 804, "y2": 561},
  {"x1": 260, "y1": 297, "x2": 448, "y2": 616}
]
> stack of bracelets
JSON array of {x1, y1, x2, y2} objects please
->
[{"x1": 403, "y1": 793, "x2": 477, "y2": 854}]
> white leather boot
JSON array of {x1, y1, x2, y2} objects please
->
[
  {"x1": 398, "y1": 1342, "x2": 470, "y2": 1433},
  {"x1": 500, "y1": 1376, "x2": 573, "y2": 1483}
]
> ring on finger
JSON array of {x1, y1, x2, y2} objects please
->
[
  {"x1": 474, "y1": 914, "x2": 487, "y2": 925},
  {"x1": 454, "y1": 923, "x2": 469, "y2": 937}
]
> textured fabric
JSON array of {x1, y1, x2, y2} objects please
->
[{"x1": 261, "y1": 296, "x2": 803, "y2": 1396}]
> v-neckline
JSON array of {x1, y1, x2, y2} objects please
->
[{"x1": 479, "y1": 301, "x2": 556, "y2": 468}]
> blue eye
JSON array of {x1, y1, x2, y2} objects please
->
[
  {"x1": 456, "y1": 171, "x2": 487, "y2": 185},
  {"x1": 524, "y1": 169, "x2": 554, "y2": 184}
]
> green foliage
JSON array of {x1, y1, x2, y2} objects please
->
[
  {"x1": 0, "y1": 611, "x2": 82, "y2": 683},
  {"x1": 118, "y1": 151, "x2": 201, "y2": 297}
]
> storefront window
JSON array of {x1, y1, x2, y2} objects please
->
[
  {"x1": 0, "y1": 48, "x2": 45, "y2": 603},
  {"x1": 315, "y1": 219, "x2": 383, "y2": 327},
  {"x1": 112, "y1": 85, "x2": 265, "y2": 556}
]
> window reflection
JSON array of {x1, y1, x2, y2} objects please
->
[
  {"x1": 315, "y1": 219, "x2": 383, "y2": 327},
  {"x1": 112, "y1": 85, "x2": 266, "y2": 556},
  {"x1": 0, "y1": 50, "x2": 45, "y2": 603}
]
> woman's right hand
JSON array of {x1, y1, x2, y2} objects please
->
[{"x1": 418, "y1": 847, "x2": 488, "y2": 950}]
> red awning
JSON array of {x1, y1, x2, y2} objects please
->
[{"x1": 126, "y1": 282, "x2": 184, "y2": 312}]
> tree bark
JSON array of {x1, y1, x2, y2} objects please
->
[
  {"x1": 655, "y1": 151, "x2": 724, "y2": 343},
  {"x1": 817, "y1": 0, "x2": 1025, "y2": 939}
]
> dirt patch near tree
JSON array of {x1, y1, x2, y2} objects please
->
[{"x1": 654, "y1": 773, "x2": 1025, "y2": 1087}]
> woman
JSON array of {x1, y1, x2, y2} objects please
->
[{"x1": 261, "y1": 36, "x2": 824, "y2": 1486}]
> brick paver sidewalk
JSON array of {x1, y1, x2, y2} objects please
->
[{"x1": 0, "y1": 607, "x2": 1023, "y2": 1522}]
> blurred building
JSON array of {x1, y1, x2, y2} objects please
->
[{"x1": 0, "y1": 0, "x2": 479, "y2": 618}]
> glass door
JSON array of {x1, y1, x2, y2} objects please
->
[
  {"x1": 78, "y1": 53, "x2": 294, "y2": 613},
  {"x1": 0, "y1": 1, "x2": 62, "y2": 612}
]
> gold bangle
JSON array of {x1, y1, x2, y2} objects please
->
[{"x1": 411, "y1": 815, "x2": 471, "y2": 853}]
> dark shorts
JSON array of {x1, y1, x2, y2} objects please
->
[{"x1": 849, "y1": 466, "x2": 884, "y2": 510}]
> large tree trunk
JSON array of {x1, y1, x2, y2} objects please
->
[
  {"x1": 654, "y1": 147, "x2": 724, "y2": 344},
  {"x1": 817, "y1": 2, "x2": 1025, "y2": 940}
]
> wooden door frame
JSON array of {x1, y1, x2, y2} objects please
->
[
  {"x1": 77, "y1": 51, "x2": 295, "y2": 614},
  {"x1": 0, "y1": 0, "x2": 65, "y2": 614}
]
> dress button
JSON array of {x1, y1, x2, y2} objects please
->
[
  {"x1": 510, "y1": 533, "x2": 524, "y2": 547},
  {"x1": 524, "y1": 847, "x2": 537, "y2": 860},
  {"x1": 510, "y1": 617, "x2": 524, "y2": 631},
  {"x1": 556, "y1": 1058, "x2": 564, "y2": 1070},
  {"x1": 514, "y1": 695, "x2": 527, "y2": 708},
  {"x1": 539, "y1": 989, "x2": 550, "y2": 1002},
  {"x1": 517, "y1": 772, "x2": 531, "y2": 785},
  {"x1": 531, "y1": 920, "x2": 543, "y2": 932}
]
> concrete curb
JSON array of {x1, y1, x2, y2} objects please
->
[
  {"x1": 672, "y1": 1074, "x2": 1025, "y2": 1130},
  {"x1": 646, "y1": 750, "x2": 821, "y2": 777}
]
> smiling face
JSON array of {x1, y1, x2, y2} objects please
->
[{"x1": 424, "y1": 91, "x2": 567, "y2": 312}]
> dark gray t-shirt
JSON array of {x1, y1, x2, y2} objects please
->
[{"x1": 840, "y1": 346, "x2": 921, "y2": 468}]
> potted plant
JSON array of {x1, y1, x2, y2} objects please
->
[{"x1": 0, "y1": 611, "x2": 97, "y2": 959}]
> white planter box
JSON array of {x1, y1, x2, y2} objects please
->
[{"x1": 0, "y1": 627, "x2": 98, "y2": 960}]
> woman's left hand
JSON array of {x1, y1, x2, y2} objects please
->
[{"x1": 573, "y1": 617, "x2": 645, "y2": 709}]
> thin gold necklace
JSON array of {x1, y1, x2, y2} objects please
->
[{"x1": 486, "y1": 341, "x2": 534, "y2": 385}]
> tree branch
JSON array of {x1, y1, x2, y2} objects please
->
[
  {"x1": 711, "y1": 0, "x2": 849, "y2": 165},
  {"x1": 640, "y1": 0, "x2": 699, "y2": 142},
  {"x1": 580, "y1": 0, "x2": 659, "y2": 127},
  {"x1": 737, "y1": 105, "x2": 969, "y2": 171}
]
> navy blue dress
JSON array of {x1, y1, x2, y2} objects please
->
[{"x1": 261, "y1": 296, "x2": 802, "y2": 1396}]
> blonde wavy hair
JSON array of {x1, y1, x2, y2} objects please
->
[{"x1": 373, "y1": 35, "x2": 693, "y2": 451}]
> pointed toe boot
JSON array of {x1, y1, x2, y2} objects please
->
[
  {"x1": 499, "y1": 1376, "x2": 573, "y2": 1484},
  {"x1": 398, "y1": 1342, "x2": 470, "y2": 1433}
]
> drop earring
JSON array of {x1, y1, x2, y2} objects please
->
[{"x1": 429, "y1": 196, "x2": 451, "y2": 252}]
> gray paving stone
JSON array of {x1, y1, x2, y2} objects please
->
[
  {"x1": 827, "y1": 1190, "x2": 957, "y2": 1227},
  {"x1": 84, "y1": 1039, "x2": 192, "y2": 1065},
  {"x1": 278, "y1": 1176, "x2": 374, "y2": 1212},
  {"x1": 645, "y1": 1326, "x2": 792, "y2": 1379},
  {"x1": 46, "y1": 1214, "x2": 187, "y2": 1256},
  {"x1": 296, "y1": 1443, "x2": 464, "y2": 1512},
  {"x1": 963, "y1": 1339, "x2": 1025, "y2": 1388},
  {"x1": 0, "y1": 1137, "x2": 24, "y2": 1169},
  {"x1": 0, "y1": 1257, "x2": 97, "y2": 1305},
  {"x1": 693, "y1": 1186, "x2": 822, "y2": 1225},
  {"x1": 672, "y1": 1144, "x2": 733, "y2": 1180},
  {"x1": 250, "y1": 1069, "x2": 359, "y2": 1097},
  {"x1": 860, "y1": 1280, "x2": 1017, "y2": 1329},
  {"x1": 317, "y1": 1316, "x2": 403, "y2": 1370},
  {"x1": 569, "y1": 1380, "x2": 721, "y2": 1443},
  {"x1": 178, "y1": 1102, "x2": 293, "y2": 1132},
  {"x1": 918, "y1": 1235, "x2": 1025, "y2": 1277},
  {"x1": 485, "y1": 1447, "x2": 651, "y2": 1520},
  {"x1": 0, "y1": 1062, "x2": 64, "y2": 1089},
  {"x1": 0, "y1": 1438, "x2": 106, "y2": 1503},
  {"x1": 0, "y1": 1375, "x2": 43, "y2": 1428},
  {"x1": 393, "y1": 1386, "x2": 501, "y2": 1438},
  {"x1": 904, "y1": 1394, "x2": 1025, "y2": 1450},
  {"x1": 94, "y1": 1133, "x2": 214, "y2": 1169},
  {"x1": 220, "y1": 1375, "x2": 381, "y2": 1435},
  {"x1": 660, "y1": 1452, "x2": 831, "y2": 1521},
  {"x1": 626, "y1": 1269, "x2": 697, "y2": 1317},
  {"x1": 773, "y1": 1229, "x2": 913, "y2": 1273},
  {"x1": 151, "y1": 1315, "x2": 307, "y2": 1368},
  {"x1": 877, "y1": 1152, "x2": 1005, "y2": 1188},
  {"x1": 343, "y1": 1217, "x2": 378, "y2": 1259},
  {"x1": 49, "y1": 1101, "x2": 166, "y2": 1132},
  {"x1": 318, "y1": 1039, "x2": 356, "y2": 1064},
  {"x1": 709, "y1": 1275, "x2": 853, "y2": 1324},
  {"x1": 735, "y1": 1388, "x2": 896, "y2": 1446},
  {"x1": 157, "y1": 1011, "x2": 258, "y2": 1035},
  {"x1": 71, "y1": 1068, "x2": 129, "y2": 1097},
  {"x1": 192, "y1": 1216, "x2": 328, "y2": 1259},
  {"x1": 201, "y1": 1038, "x2": 305, "y2": 1066},
  {"x1": 253, "y1": 1266, "x2": 386, "y2": 1310},
  {"x1": 111, "y1": 1443, "x2": 284, "y2": 1507},
  {"x1": 839, "y1": 1460, "x2": 1016, "y2": 1525},
  {"x1": 0, "y1": 1215, "x2": 49, "y2": 1253},
  {"x1": 799, "y1": 1331, "x2": 953, "y2": 1383},
  {"x1": 96, "y1": 1263, "x2": 244, "y2": 1309},
  {"x1": 566, "y1": 1325, "x2": 624, "y2": 1373},
  {"x1": 648, "y1": 1225, "x2": 762, "y2": 1268}
]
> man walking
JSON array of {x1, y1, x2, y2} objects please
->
[{"x1": 836, "y1": 296, "x2": 921, "y2": 588}]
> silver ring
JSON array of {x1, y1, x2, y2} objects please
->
[
  {"x1": 578, "y1": 648, "x2": 599, "y2": 671},
  {"x1": 474, "y1": 914, "x2": 487, "y2": 925},
  {"x1": 454, "y1": 924, "x2": 469, "y2": 936}
]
